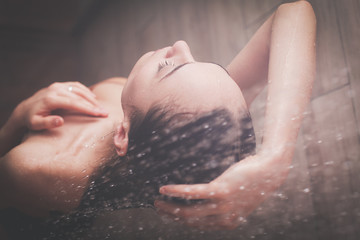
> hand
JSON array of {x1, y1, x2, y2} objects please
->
[
  {"x1": 157, "y1": 153, "x2": 290, "y2": 230},
  {"x1": 14, "y1": 81, "x2": 108, "y2": 130}
]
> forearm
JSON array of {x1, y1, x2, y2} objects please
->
[{"x1": 261, "y1": 1, "x2": 316, "y2": 161}]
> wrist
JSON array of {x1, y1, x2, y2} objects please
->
[
  {"x1": 259, "y1": 140, "x2": 295, "y2": 161},
  {"x1": 1, "y1": 104, "x2": 27, "y2": 139},
  {"x1": 10, "y1": 102, "x2": 27, "y2": 128},
  {"x1": 258, "y1": 145, "x2": 294, "y2": 180}
]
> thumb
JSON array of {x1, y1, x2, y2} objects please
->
[
  {"x1": 160, "y1": 183, "x2": 216, "y2": 199},
  {"x1": 31, "y1": 115, "x2": 64, "y2": 130}
]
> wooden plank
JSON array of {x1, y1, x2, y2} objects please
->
[
  {"x1": 241, "y1": 0, "x2": 281, "y2": 28},
  {"x1": 0, "y1": 0, "x2": 98, "y2": 34},
  {"x1": 302, "y1": 85, "x2": 360, "y2": 240},
  {"x1": 333, "y1": 0, "x2": 360, "y2": 135},
  {"x1": 241, "y1": 0, "x2": 280, "y2": 39},
  {"x1": 0, "y1": 37, "x2": 80, "y2": 125}
]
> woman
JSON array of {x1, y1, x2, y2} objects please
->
[{"x1": 0, "y1": 0, "x2": 315, "y2": 228}]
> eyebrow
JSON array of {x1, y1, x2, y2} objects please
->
[{"x1": 159, "y1": 62, "x2": 230, "y2": 82}]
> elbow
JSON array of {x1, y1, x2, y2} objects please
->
[{"x1": 277, "y1": 0, "x2": 316, "y2": 24}]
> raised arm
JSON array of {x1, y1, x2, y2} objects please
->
[{"x1": 157, "y1": 1, "x2": 316, "y2": 228}]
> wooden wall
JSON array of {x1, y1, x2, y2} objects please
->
[{"x1": 0, "y1": 0, "x2": 359, "y2": 239}]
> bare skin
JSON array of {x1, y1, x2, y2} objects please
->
[
  {"x1": 0, "y1": 0, "x2": 316, "y2": 228},
  {"x1": 157, "y1": 1, "x2": 316, "y2": 228},
  {"x1": 0, "y1": 79, "x2": 126, "y2": 216}
]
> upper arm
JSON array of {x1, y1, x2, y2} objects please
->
[
  {"x1": 226, "y1": 0, "x2": 315, "y2": 106},
  {"x1": 226, "y1": 12, "x2": 274, "y2": 106}
]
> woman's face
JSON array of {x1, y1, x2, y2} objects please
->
[{"x1": 121, "y1": 40, "x2": 247, "y2": 122}]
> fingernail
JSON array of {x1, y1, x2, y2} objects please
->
[
  {"x1": 159, "y1": 187, "x2": 166, "y2": 194},
  {"x1": 54, "y1": 118, "x2": 61, "y2": 126}
]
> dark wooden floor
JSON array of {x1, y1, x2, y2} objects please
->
[{"x1": 0, "y1": 0, "x2": 359, "y2": 239}]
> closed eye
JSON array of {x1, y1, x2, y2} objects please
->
[{"x1": 158, "y1": 60, "x2": 175, "y2": 72}]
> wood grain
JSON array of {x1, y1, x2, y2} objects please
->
[{"x1": 302, "y1": 85, "x2": 360, "y2": 240}]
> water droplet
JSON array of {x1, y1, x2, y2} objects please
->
[
  {"x1": 317, "y1": 140, "x2": 322, "y2": 144},
  {"x1": 346, "y1": 89, "x2": 355, "y2": 98},
  {"x1": 260, "y1": 192, "x2": 265, "y2": 196},
  {"x1": 336, "y1": 134, "x2": 343, "y2": 141},
  {"x1": 173, "y1": 208, "x2": 180, "y2": 214},
  {"x1": 128, "y1": 169, "x2": 133, "y2": 174},
  {"x1": 239, "y1": 186, "x2": 245, "y2": 190},
  {"x1": 303, "y1": 188, "x2": 310, "y2": 193},
  {"x1": 222, "y1": 121, "x2": 228, "y2": 126},
  {"x1": 108, "y1": 225, "x2": 113, "y2": 229},
  {"x1": 138, "y1": 227, "x2": 143, "y2": 231},
  {"x1": 210, "y1": 203, "x2": 217, "y2": 208},
  {"x1": 324, "y1": 161, "x2": 334, "y2": 165},
  {"x1": 204, "y1": 124, "x2": 209, "y2": 129}
]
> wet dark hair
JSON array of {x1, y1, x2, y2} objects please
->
[{"x1": 80, "y1": 104, "x2": 256, "y2": 210}]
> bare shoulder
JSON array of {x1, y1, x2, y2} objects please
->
[{"x1": 0, "y1": 141, "x2": 90, "y2": 215}]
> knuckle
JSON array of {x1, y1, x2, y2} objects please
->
[
  {"x1": 44, "y1": 94, "x2": 56, "y2": 105},
  {"x1": 49, "y1": 82, "x2": 59, "y2": 89}
]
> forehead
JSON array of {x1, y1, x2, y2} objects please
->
[{"x1": 159, "y1": 62, "x2": 244, "y2": 112}]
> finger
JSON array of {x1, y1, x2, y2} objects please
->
[
  {"x1": 159, "y1": 184, "x2": 217, "y2": 199},
  {"x1": 62, "y1": 85, "x2": 99, "y2": 107},
  {"x1": 66, "y1": 82, "x2": 96, "y2": 97},
  {"x1": 49, "y1": 95, "x2": 108, "y2": 117},
  {"x1": 63, "y1": 86, "x2": 100, "y2": 106},
  {"x1": 31, "y1": 115, "x2": 64, "y2": 130},
  {"x1": 49, "y1": 82, "x2": 100, "y2": 108}
]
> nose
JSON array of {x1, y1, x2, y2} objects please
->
[{"x1": 166, "y1": 40, "x2": 195, "y2": 62}]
